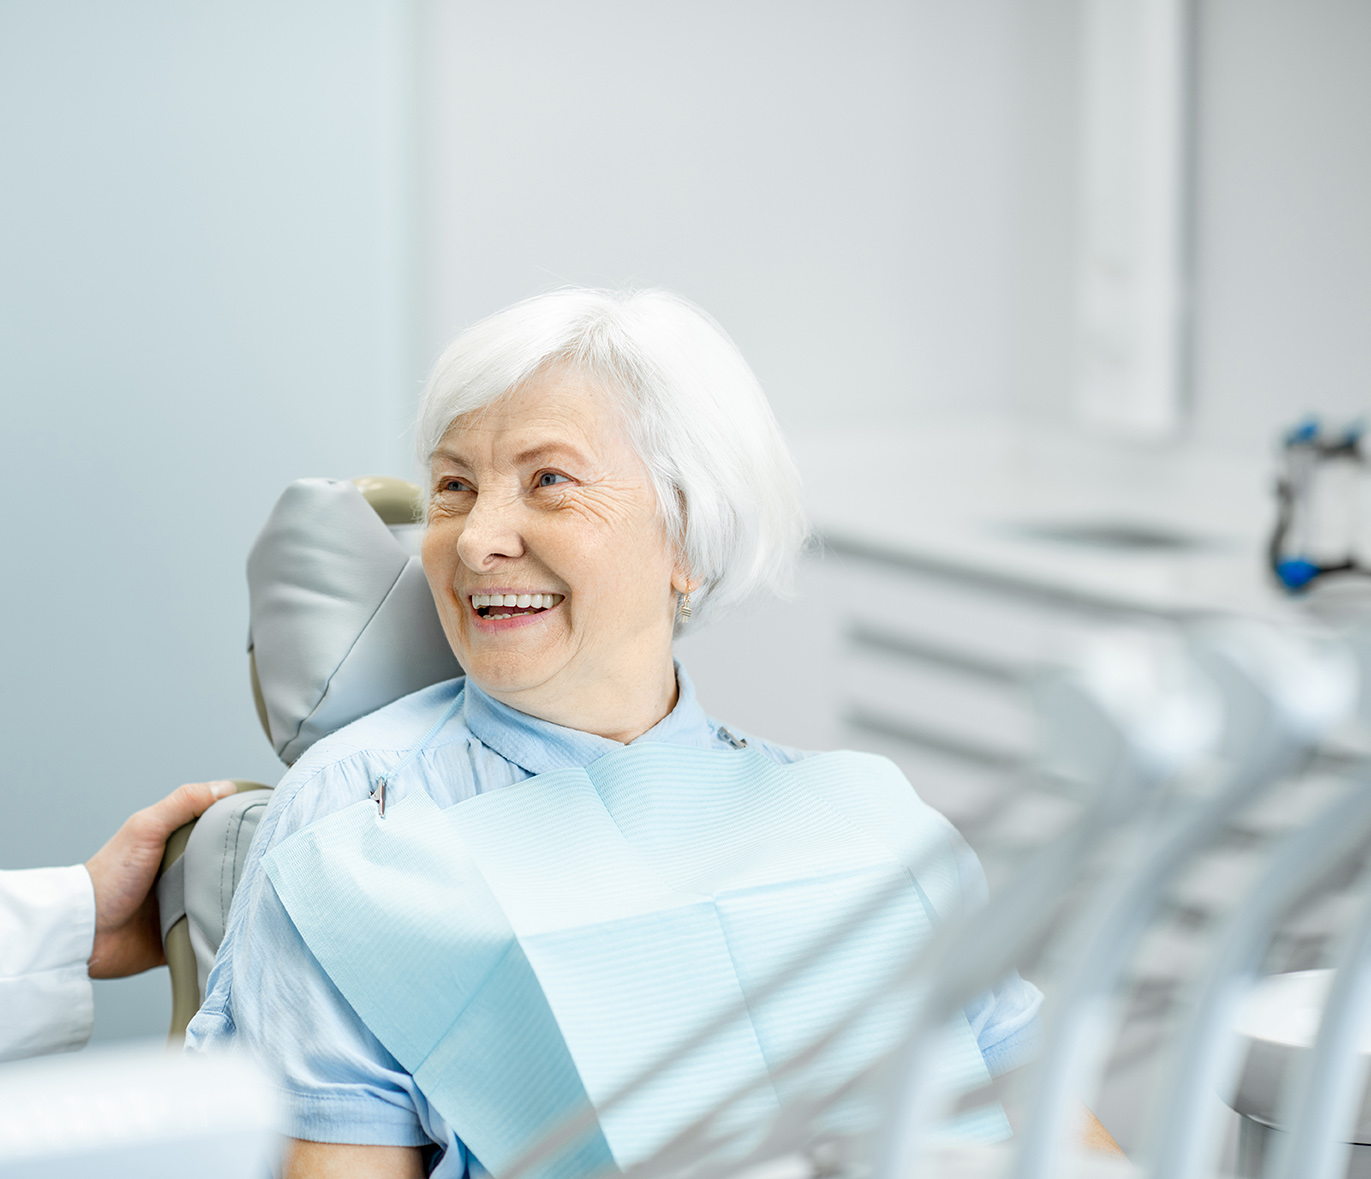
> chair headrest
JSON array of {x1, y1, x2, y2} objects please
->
[{"x1": 247, "y1": 477, "x2": 462, "y2": 764}]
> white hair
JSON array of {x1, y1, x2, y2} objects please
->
[{"x1": 416, "y1": 288, "x2": 807, "y2": 630}]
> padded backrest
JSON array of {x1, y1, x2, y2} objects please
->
[{"x1": 248, "y1": 477, "x2": 462, "y2": 764}]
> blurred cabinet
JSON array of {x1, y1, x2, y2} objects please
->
[
  {"x1": 820, "y1": 542, "x2": 1138, "y2": 835},
  {"x1": 812, "y1": 420, "x2": 1318, "y2": 853}
]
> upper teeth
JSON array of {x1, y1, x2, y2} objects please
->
[{"x1": 471, "y1": 593, "x2": 562, "y2": 609}]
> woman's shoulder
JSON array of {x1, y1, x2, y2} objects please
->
[
  {"x1": 720, "y1": 727, "x2": 913, "y2": 785},
  {"x1": 263, "y1": 677, "x2": 480, "y2": 842},
  {"x1": 731, "y1": 735, "x2": 973, "y2": 852},
  {"x1": 296, "y1": 676, "x2": 470, "y2": 764}
]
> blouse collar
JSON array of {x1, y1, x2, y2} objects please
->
[{"x1": 461, "y1": 661, "x2": 713, "y2": 776}]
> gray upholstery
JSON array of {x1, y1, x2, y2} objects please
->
[
  {"x1": 157, "y1": 788, "x2": 273, "y2": 1000},
  {"x1": 248, "y1": 478, "x2": 461, "y2": 764},
  {"x1": 186, "y1": 790, "x2": 272, "y2": 995}
]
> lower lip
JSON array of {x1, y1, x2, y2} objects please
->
[{"x1": 469, "y1": 599, "x2": 563, "y2": 632}]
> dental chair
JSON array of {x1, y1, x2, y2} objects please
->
[{"x1": 157, "y1": 475, "x2": 461, "y2": 1040}]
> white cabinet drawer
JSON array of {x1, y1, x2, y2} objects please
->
[
  {"x1": 840, "y1": 644, "x2": 1037, "y2": 764},
  {"x1": 838, "y1": 724, "x2": 1014, "y2": 832},
  {"x1": 824, "y1": 551, "x2": 1130, "y2": 675}
]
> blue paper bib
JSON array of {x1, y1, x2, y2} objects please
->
[{"x1": 264, "y1": 744, "x2": 1000, "y2": 1177}]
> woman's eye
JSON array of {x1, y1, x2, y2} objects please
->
[
  {"x1": 439, "y1": 477, "x2": 471, "y2": 493},
  {"x1": 537, "y1": 471, "x2": 571, "y2": 488}
]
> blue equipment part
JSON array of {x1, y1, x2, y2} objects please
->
[
  {"x1": 1268, "y1": 417, "x2": 1370, "y2": 594},
  {"x1": 1276, "y1": 558, "x2": 1323, "y2": 590}
]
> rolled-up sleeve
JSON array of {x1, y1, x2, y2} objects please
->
[{"x1": 965, "y1": 972, "x2": 1044, "y2": 1076}]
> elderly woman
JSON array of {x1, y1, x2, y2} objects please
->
[{"x1": 188, "y1": 289, "x2": 1044, "y2": 1178}]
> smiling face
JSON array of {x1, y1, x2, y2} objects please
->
[{"x1": 422, "y1": 366, "x2": 689, "y2": 742}]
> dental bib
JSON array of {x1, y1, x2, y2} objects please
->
[{"x1": 265, "y1": 743, "x2": 1002, "y2": 1178}]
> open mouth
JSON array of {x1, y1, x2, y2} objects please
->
[{"x1": 470, "y1": 592, "x2": 564, "y2": 621}]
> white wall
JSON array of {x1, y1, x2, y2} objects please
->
[
  {"x1": 417, "y1": 0, "x2": 1371, "y2": 451},
  {"x1": 1189, "y1": 0, "x2": 1371, "y2": 452},
  {"x1": 1004, "y1": 0, "x2": 1371, "y2": 456},
  {"x1": 1005, "y1": 0, "x2": 1084, "y2": 426},
  {"x1": 0, "y1": 0, "x2": 415, "y2": 1040},
  {"x1": 415, "y1": 0, "x2": 1019, "y2": 430}
]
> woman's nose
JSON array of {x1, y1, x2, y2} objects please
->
[{"x1": 454, "y1": 491, "x2": 525, "y2": 570}]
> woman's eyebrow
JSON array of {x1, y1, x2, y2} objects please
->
[
  {"x1": 511, "y1": 442, "x2": 591, "y2": 467},
  {"x1": 430, "y1": 444, "x2": 470, "y2": 466}
]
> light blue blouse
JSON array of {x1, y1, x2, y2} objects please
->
[{"x1": 187, "y1": 665, "x2": 1041, "y2": 1176}]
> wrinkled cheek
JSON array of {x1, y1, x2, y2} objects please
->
[
  {"x1": 419, "y1": 557, "x2": 466, "y2": 653},
  {"x1": 421, "y1": 529, "x2": 461, "y2": 604},
  {"x1": 420, "y1": 529, "x2": 448, "y2": 581},
  {"x1": 434, "y1": 599, "x2": 467, "y2": 662}
]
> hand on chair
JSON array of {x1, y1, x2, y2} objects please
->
[{"x1": 85, "y1": 780, "x2": 237, "y2": 978}]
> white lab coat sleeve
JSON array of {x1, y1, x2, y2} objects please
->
[{"x1": 0, "y1": 865, "x2": 96, "y2": 1062}]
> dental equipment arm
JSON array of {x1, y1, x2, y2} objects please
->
[
  {"x1": 1006, "y1": 622, "x2": 1352, "y2": 1179},
  {"x1": 876, "y1": 635, "x2": 1219, "y2": 1179}
]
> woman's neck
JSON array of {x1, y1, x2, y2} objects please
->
[{"x1": 477, "y1": 656, "x2": 680, "y2": 744}]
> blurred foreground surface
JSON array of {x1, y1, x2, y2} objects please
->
[{"x1": 0, "y1": 1041, "x2": 279, "y2": 1177}]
